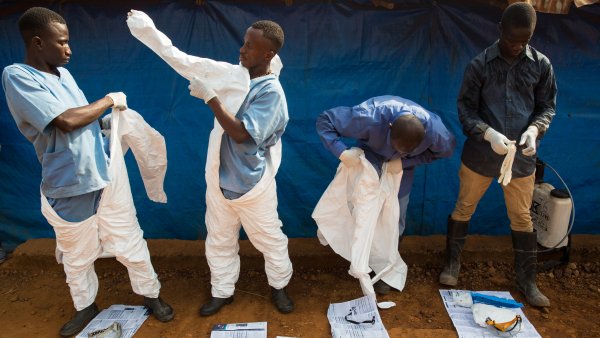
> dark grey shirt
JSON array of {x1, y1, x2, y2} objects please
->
[{"x1": 458, "y1": 42, "x2": 557, "y2": 178}]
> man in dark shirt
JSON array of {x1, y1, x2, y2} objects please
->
[{"x1": 439, "y1": 2, "x2": 556, "y2": 307}]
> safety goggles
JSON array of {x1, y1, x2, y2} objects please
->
[{"x1": 485, "y1": 314, "x2": 522, "y2": 336}]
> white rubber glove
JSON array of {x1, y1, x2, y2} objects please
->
[
  {"x1": 189, "y1": 77, "x2": 217, "y2": 104},
  {"x1": 386, "y1": 158, "x2": 403, "y2": 175},
  {"x1": 498, "y1": 143, "x2": 516, "y2": 186},
  {"x1": 126, "y1": 10, "x2": 156, "y2": 32},
  {"x1": 106, "y1": 92, "x2": 127, "y2": 110},
  {"x1": 339, "y1": 148, "x2": 362, "y2": 168},
  {"x1": 484, "y1": 127, "x2": 515, "y2": 155},
  {"x1": 519, "y1": 125, "x2": 539, "y2": 156}
]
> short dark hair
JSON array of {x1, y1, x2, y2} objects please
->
[
  {"x1": 18, "y1": 7, "x2": 66, "y2": 42},
  {"x1": 251, "y1": 20, "x2": 284, "y2": 53},
  {"x1": 501, "y1": 2, "x2": 537, "y2": 30},
  {"x1": 390, "y1": 115, "x2": 425, "y2": 151}
]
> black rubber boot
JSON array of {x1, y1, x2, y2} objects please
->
[
  {"x1": 144, "y1": 296, "x2": 174, "y2": 322},
  {"x1": 271, "y1": 287, "x2": 294, "y2": 314},
  {"x1": 512, "y1": 230, "x2": 551, "y2": 307},
  {"x1": 439, "y1": 217, "x2": 469, "y2": 286},
  {"x1": 59, "y1": 303, "x2": 99, "y2": 337},
  {"x1": 373, "y1": 280, "x2": 392, "y2": 295},
  {"x1": 200, "y1": 296, "x2": 234, "y2": 316}
]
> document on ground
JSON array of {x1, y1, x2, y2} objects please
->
[
  {"x1": 210, "y1": 322, "x2": 267, "y2": 338},
  {"x1": 327, "y1": 295, "x2": 389, "y2": 338},
  {"x1": 76, "y1": 304, "x2": 150, "y2": 338},
  {"x1": 439, "y1": 289, "x2": 541, "y2": 338}
]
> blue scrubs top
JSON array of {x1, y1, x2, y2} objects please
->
[
  {"x1": 2, "y1": 64, "x2": 110, "y2": 198},
  {"x1": 316, "y1": 95, "x2": 455, "y2": 197},
  {"x1": 219, "y1": 74, "x2": 288, "y2": 194}
]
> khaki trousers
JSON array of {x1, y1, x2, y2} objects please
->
[{"x1": 451, "y1": 163, "x2": 535, "y2": 232}]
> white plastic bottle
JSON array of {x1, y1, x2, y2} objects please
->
[{"x1": 530, "y1": 183, "x2": 572, "y2": 248}]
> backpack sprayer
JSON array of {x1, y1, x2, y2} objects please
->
[{"x1": 531, "y1": 158, "x2": 574, "y2": 270}]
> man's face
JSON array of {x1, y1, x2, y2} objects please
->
[
  {"x1": 391, "y1": 138, "x2": 419, "y2": 156},
  {"x1": 239, "y1": 27, "x2": 273, "y2": 70},
  {"x1": 39, "y1": 22, "x2": 71, "y2": 68},
  {"x1": 499, "y1": 25, "x2": 533, "y2": 59}
]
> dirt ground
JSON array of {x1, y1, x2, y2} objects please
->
[{"x1": 1, "y1": 235, "x2": 599, "y2": 338}]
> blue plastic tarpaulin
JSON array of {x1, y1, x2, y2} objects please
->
[{"x1": 1, "y1": 1, "x2": 599, "y2": 250}]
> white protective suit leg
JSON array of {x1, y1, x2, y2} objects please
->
[
  {"x1": 41, "y1": 109, "x2": 162, "y2": 309},
  {"x1": 43, "y1": 212, "x2": 102, "y2": 310},
  {"x1": 97, "y1": 216, "x2": 160, "y2": 299},
  {"x1": 205, "y1": 194, "x2": 243, "y2": 298},
  {"x1": 236, "y1": 180, "x2": 292, "y2": 290}
]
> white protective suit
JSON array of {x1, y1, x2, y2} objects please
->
[
  {"x1": 312, "y1": 149, "x2": 408, "y2": 295},
  {"x1": 41, "y1": 108, "x2": 167, "y2": 310},
  {"x1": 127, "y1": 11, "x2": 291, "y2": 298}
]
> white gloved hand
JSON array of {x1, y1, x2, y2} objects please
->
[
  {"x1": 484, "y1": 127, "x2": 515, "y2": 155},
  {"x1": 189, "y1": 77, "x2": 217, "y2": 104},
  {"x1": 498, "y1": 143, "x2": 516, "y2": 186},
  {"x1": 386, "y1": 158, "x2": 403, "y2": 174},
  {"x1": 126, "y1": 9, "x2": 156, "y2": 32},
  {"x1": 339, "y1": 148, "x2": 362, "y2": 168},
  {"x1": 519, "y1": 125, "x2": 539, "y2": 156},
  {"x1": 106, "y1": 92, "x2": 127, "y2": 110}
]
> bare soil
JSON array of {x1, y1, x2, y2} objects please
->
[{"x1": 1, "y1": 235, "x2": 599, "y2": 338}]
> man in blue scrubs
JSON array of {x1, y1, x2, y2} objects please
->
[
  {"x1": 316, "y1": 95, "x2": 456, "y2": 294},
  {"x1": 188, "y1": 20, "x2": 294, "y2": 316},
  {"x1": 2, "y1": 7, "x2": 173, "y2": 336}
]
